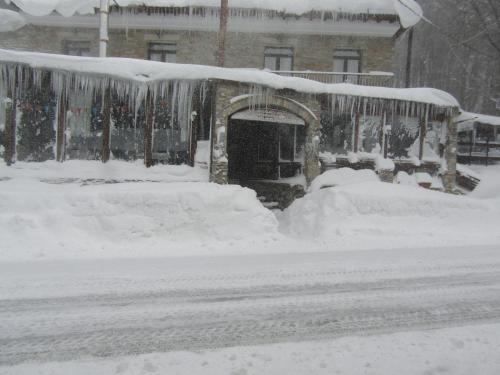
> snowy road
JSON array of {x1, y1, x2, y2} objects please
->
[{"x1": 1, "y1": 245, "x2": 500, "y2": 366}]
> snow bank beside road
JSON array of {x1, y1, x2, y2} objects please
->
[
  {"x1": 0, "y1": 160, "x2": 208, "y2": 182},
  {"x1": 282, "y1": 169, "x2": 500, "y2": 250},
  {"x1": 3, "y1": 323, "x2": 499, "y2": 375},
  {"x1": 0, "y1": 178, "x2": 279, "y2": 261}
]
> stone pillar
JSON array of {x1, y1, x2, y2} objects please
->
[
  {"x1": 378, "y1": 169, "x2": 394, "y2": 183},
  {"x1": 443, "y1": 114, "x2": 458, "y2": 193},
  {"x1": 301, "y1": 96, "x2": 322, "y2": 186},
  {"x1": 304, "y1": 119, "x2": 321, "y2": 186},
  {"x1": 210, "y1": 83, "x2": 235, "y2": 184}
]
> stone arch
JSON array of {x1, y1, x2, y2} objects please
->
[
  {"x1": 223, "y1": 95, "x2": 319, "y2": 127},
  {"x1": 211, "y1": 94, "x2": 321, "y2": 185}
]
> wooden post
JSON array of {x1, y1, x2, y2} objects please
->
[
  {"x1": 217, "y1": 0, "x2": 228, "y2": 67},
  {"x1": 56, "y1": 86, "x2": 67, "y2": 162},
  {"x1": 3, "y1": 89, "x2": 16, "y2": 166},
  {"x1": 405, "y1": 28, "x2": 414, "y2": 88},
  {"x1": 419, "y1": 117, "x2": 426, "y2": 161},
  {"x1": 101, "y1": 88, "x2": 111, "y2": 163},
  {"x1": 144, "y1": 90, "x2": 154, "y2": 168},
  {"x1": 469, "y1": 131, "x2": 473, "y2": 165},
  {"x1": 378, "y1": 111, "x2": 385, "y2": 150},
  {"x1": 485, "y1": 137, "x2": 490, "y2": 166},
  {"x1": 353, "y1": 112, "x2": 360, "y2": 153}
]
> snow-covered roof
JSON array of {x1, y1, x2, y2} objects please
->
[
  {"x1": 6, "y1": 0, "x2": 423, "y2": 28},
  {"x1": 0, "y1": 48, "x2": 457, "y2": 108},
  {"x1": 456, "y1": 110, "x2": 500, "y2": 131},
  {"x1": 0, "y1": 9, "x2": 26, "y2": 32}
]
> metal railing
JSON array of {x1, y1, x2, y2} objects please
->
[
  {"x1": 458, "y1": 139, "x2": 500, "y2": 165},
  {"x1": 270, "y1": 70, "x2": 395, "y2": 87}
]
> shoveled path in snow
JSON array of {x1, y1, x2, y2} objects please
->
[{"x1": 1, "y1": 245, "x2": 500, "y2": 366}]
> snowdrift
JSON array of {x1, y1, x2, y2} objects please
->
[
  {"x1": 0, "y1": 179, "x2": 279, "y2": 261},
  {"x1": 281, "y1": 169, "x2": 500, "y2": 250}
]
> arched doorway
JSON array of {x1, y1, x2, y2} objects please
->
[
  {"x1": 219, "y1": 95, "x2": 320, "y2": 208},
  {"x1": 228, "y1": 107, "x2": 306, "y2": 183}
]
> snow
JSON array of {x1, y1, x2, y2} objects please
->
[
  {"x1": 1, "y1": 162, "x2": 500, "y2": 261},
  {"x1": 309, "y1": 167, "x2": 378, "y2": 192},
  {"x1": 2, "y1": 323, "x2": 499, "y2": 375},
  {"x1": 0, "y1": 159, "x2": 209, "y2": 182},
  {"x1": 0, "y1": 48, "x2": 460, "y2": 108},
  {"x1": 407, "y1": 137, "x2": 441, "y2": 162},
  {"x1": 0, "y1": 9, "x2": 26, "y2": 32},
  {"x1": 396, "y1": 170, "x2": 416, "y2": 185},
  {"x1": 456, "y1": 110, "x2": 500, "y2": 132},
  {"x1": 393, "y1": 0, "x2": 423, "y2": 28},
  {"x1": 374, "y1": 154, "x2": 395, "y2": 171},
  {"x1": 194, "y1": 140, "x2": 210, "y2": 168},
  {"x1": 282, "y1": 168, "x2": 500, "y2": 250},
  {"x1": 7, "y1": 0, "x2": 424, "y2": 27},
  {"x1": 0, "y1": 161, "x2": 283, "y2": 261},
  {"x1": 415, "y1": 171, "x2": 432, "y2": 185},
  {"x1": 468, "y1": 164, "x2": 500, "y2": 199}
]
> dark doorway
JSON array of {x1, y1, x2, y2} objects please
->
[{"x1": 227, "y1": 109, "x2": 305, "y2": 184}]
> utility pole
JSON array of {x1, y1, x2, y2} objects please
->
[
  {"x1": 217, "y1": 0, "x2": 228, "y2": 67},
  {"x1": 99, "y1": 0, "x2": 111, "y2": 163},
  {"x1": 99, "y1": 0, "x2": 110, "y2": 57},
  {"x1": 405, "y1": 27, "x2": 414, "y2": 88}
]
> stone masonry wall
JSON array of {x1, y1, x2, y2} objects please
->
[{"x1": 0, "y1": 26, "x2": 394, "y2": 73}]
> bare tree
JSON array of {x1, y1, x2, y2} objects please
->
[{"x1": 395, "y1": 0, "x2": 500, "y2": 114}]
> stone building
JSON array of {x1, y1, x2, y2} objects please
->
[{"x1": 0, "y1": 1, "x2": 460, "y2": 205}]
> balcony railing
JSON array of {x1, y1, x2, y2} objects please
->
[{"x1": 270, "y1": 70, "x2": 395, "y2": 87}]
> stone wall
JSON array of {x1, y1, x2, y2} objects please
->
[{"x1": 0, "y1": 26, "x2": 394, "y2": 73}]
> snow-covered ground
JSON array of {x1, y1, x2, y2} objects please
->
[
  {"x1": 1, "y1": 246, "x2": 500, "y2": 372},
  {"x1": 468, "y1": 164, "x2": 500, "y2": 199},
  {"x1": 1, "y1": 161, "x2": 500, "y2": 261},
  {"x1": 1, "y1": 160, "x2": 500, "y2": 373},
  {"x1": 3, "y1": 323, "x2": 499, "y2": 375}
]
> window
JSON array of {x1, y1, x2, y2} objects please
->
[
  {"x1": 63, "y1": 41, "x2": 91, "y2": 56},
  {"x1": 148, "y1": 43, "x2": 177, "y2": 63},
  {"x1": 333, "y1": 49, "x2": 361, "y2": 83},
  {"x1": 264, "y1": 47, "x2": 293, "y2": 71}
]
